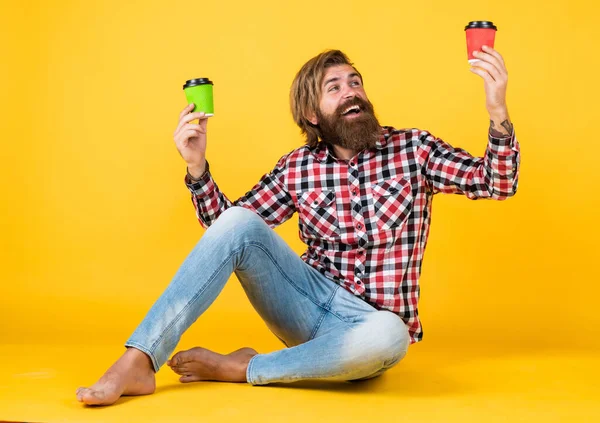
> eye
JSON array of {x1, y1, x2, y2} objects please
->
[
  {"x1": 350, "y1": 80, "x2": 361, "y2": 87},
  {"x1": 328, "y1": 85, "x2": 339, "y2": 92}
]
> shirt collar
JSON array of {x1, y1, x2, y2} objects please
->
[{"x1": 310, "y1": 126, "x2": 392, "y2": 163}]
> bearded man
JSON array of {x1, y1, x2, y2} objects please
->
[{"x1": 77, "y1": 47, "x2": 520, "y2": 405}]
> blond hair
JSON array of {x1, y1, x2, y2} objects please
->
[{"x1": 290, "y1": 50, "x2": 362, "y2": 148}]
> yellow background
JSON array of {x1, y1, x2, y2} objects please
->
[{"x1": 2, "y1": 0, "x2": 599, "y2": 353}]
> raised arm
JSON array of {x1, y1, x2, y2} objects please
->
[
  {"x1": 173, "y1": 104, "x2": 295, "y2": 228},
  {"x1": 419, "y1": 119, "x2": 520, "y2": 200},
  {"x1": 420, "y1": 44, "x2": 521, "y2": 199}
]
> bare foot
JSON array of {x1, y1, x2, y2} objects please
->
[
  {"x1": 167, "y1": 347, "x2": 258, "y2": 383},
  {"x1": 76, "y1": 347, "x2": 156, "y2": 406}
]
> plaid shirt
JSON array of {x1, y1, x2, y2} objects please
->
[{"x1": 185, "y1": 126, "x2": 521, "y2": 344}]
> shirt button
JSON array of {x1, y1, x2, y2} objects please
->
[
  {"x1": 350, "y1": 162, "x2": 355, "y2": 166},
  {"x1": 351, "y1": 189, "x2": 357, "y2": 196},
  {"x1": 356, "y1": 280, "x2": 362, "y2": 284},
  {"x1": 358, "y1": 250, "x2": 364, "y2": 255},
  {"x1": 356, "y1": 223, "x2": 363, "y2": 230}
]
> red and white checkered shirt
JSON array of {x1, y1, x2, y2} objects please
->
[{"x1": 185, "y1": 126, "x2": 521, "y2": 344}]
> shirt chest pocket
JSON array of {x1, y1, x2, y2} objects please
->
[
  {"x1": 370, "y1": 177, "x2": 413, "y2": 231},
  {"x1": 298, "y1": 190, "x2": 340, "y2": 240}
]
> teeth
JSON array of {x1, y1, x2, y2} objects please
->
[{"x1": 343, "y1": 105, "x2": 360, "y2": 115}]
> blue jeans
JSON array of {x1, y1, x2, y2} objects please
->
[{"x1": 125, "y1": 207, "x2": 410, "y2": 385}]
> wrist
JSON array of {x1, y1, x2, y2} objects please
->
[
  {"x1": 488, "y1": 109, "x2": 514, "y2": 138},
  {"x1": 488, "y1": 106, "x2": 509, "y2": 122},
  {"x1": 187, "y1": 163, "x2": 206, "y2": 181}
]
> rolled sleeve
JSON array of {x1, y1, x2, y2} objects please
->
[{"x1": 420, "y1": 127, "x2": 521, "y2": 200}]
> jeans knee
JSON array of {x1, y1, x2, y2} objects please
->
[
  {"x1": 360, "y1": 311, "x2": 410, "y2": 366},
  {"x1": 219, "y1": 205, "x2": 259, "y2": 222},
  {"x1": 209, "y1": 207, "x2": 266, "y2": 239}
]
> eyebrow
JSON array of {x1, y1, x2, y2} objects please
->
[{"x1": 323, "y1": 72, "x2": 361, "y2": 88}]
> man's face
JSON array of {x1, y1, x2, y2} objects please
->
[{"x1": 312, "y1": 64, "x2": 380, "y2": 152}]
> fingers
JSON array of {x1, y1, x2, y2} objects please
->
[
  {"x1": 469, "y1": 66, "x2": 495, "y2": 83},
  {"x1": 174, "y1": 112, "x2": 209, "y2": 136},
  {"x1": 481, "y1": 45, "x2": 506, "y2": 70},
  {"x1": 471, "y1": 46, "x2": 507, "y2": 83},
  {"x1": 179, "y1": 103, "x2": 195, "y2": 121},
  {"x1": 175, "y1": 111, "x2": 208, "y2": 134},
  {"x1": 472, "y1": 46, "x2": 506, "y2": 77},
  {"x1": 474, "y1": 46, "x2": 505, "y2": 70},
  {"x1": 175, "y1": 123, "x2": 205, "y2": 137},
  {"x1": 173, "y1": 125, "x2": 204, "y2": 150},
  {"x1": 470, "y1": 59, "x2": 502, "y2": 82},
  {"x1": 173, "y1": 106, "x2": 209, "y2": 161},
  {"x1": 176, "y1": 130, "x2": 203, "y2": 148}
]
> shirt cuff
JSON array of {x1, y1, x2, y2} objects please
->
[
  {"x1": 488, "y1": 127, "x2": 516, "y2": 156},
  {"x1": 184, "y1": 161, "x2": 213, "y2": 196}
]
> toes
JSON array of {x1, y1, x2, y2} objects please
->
[
  {"x1": 79, "y1": 388, "x2": 104, "y2": 405},
  {"x1": 169, "y1": 350, "x2": 196, "y2": 374},
  {"x1": 169, "y1": 351, "x2": 187, "y2": 367},
  {"x1": 179, "y1": 374, "x2": 201, "y2": 383},
  {"x1": 76, "y1": 387, "x2": 94, "y2": 403},
  {"x1": 169, "y1": 364, "x2": 187, "y2": 375}
]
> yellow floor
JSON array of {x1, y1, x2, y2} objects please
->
[{"x1": 0, "y1": 341, "x2": 598, "y2": 423}]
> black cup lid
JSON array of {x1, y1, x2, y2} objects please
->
[
  {"x1": 465, "y1": 21, "x2": 497, "y2": 31},
  {"x1": 183, "y1": 78, "x2": 213, "y2": 89}
]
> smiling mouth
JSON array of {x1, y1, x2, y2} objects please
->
[{"x1": 341, "y1": 105, "x2": 361, "y2": 116}]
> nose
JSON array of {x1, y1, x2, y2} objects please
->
[{"x1": 342, "y1": 86, "x2": 356, "y2": 100}]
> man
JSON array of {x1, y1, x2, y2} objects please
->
[{"x1": 76, "y1": 47, "x2": 520, "y2": 405}]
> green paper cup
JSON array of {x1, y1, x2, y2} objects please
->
[{"x1": 183, "y1": 78, "x2": 214, "y2": 116}]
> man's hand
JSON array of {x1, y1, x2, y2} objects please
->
[
  {"x1": 469, "y1": 45, "x2": 509, "y2": 116},
  {"x1": 173, "y1": 104, "x2": 210, "y2": 177}
]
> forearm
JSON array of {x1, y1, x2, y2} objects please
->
[
  {"x1": 488, "y1": 107, "x2": 514, "y2": 137},
  {"x1": 185, "y1": 161, "x2": 234, "y2": 228},
  {"x1": 485, "y1": 109, "x2": 520, "y2": 200}
]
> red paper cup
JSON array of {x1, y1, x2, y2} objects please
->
[{"x1": 465, "y1": 21, "x2": 497, "y2": 65}]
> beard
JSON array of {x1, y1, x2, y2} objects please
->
[{"x1": 316, "y1": 96, "x2": 381, "y2": 152}]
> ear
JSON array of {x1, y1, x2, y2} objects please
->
[{"x1": 306, "y1": 112, "x2": 318, "y2": 126}]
